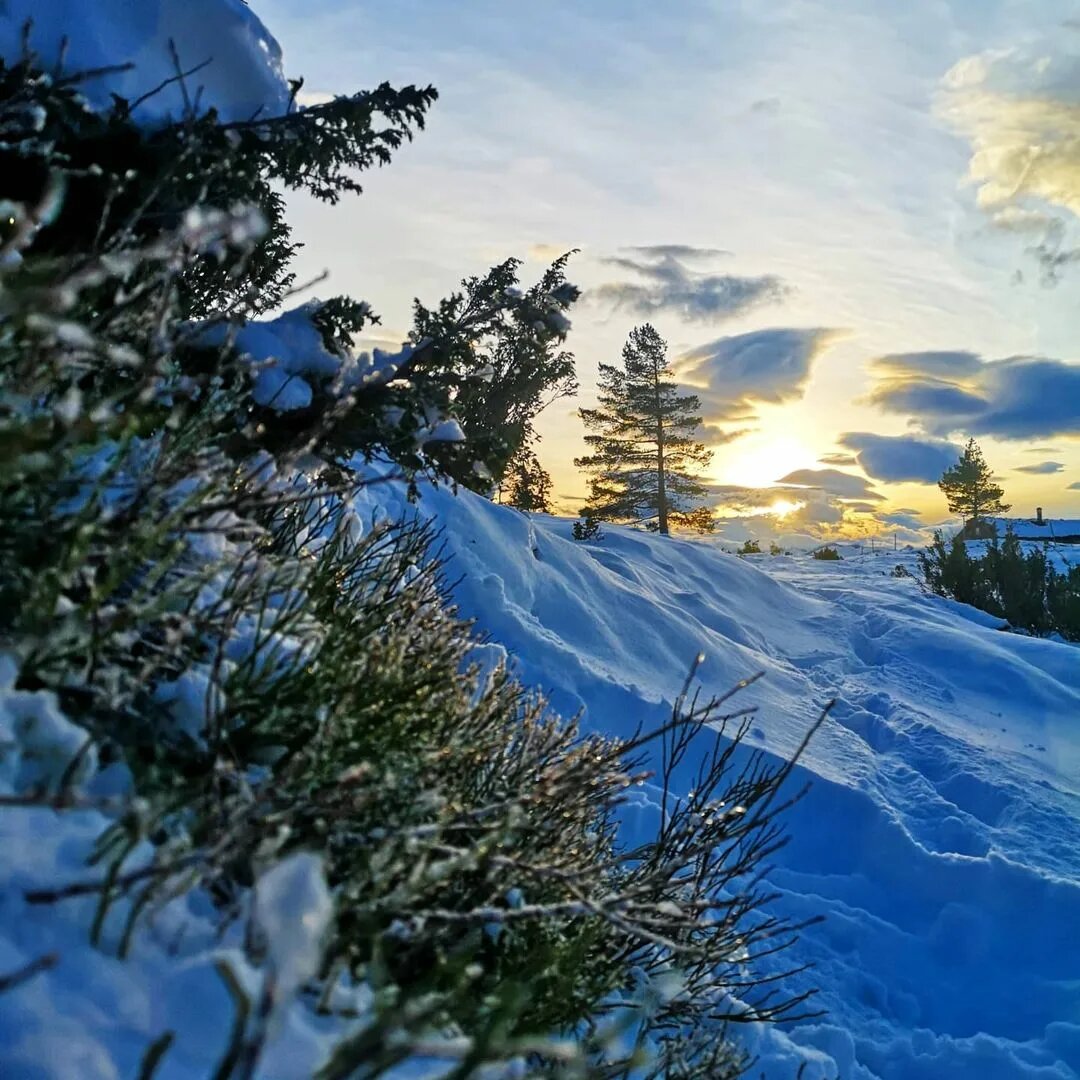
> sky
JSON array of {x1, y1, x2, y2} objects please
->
[{"x1": 256, "y1": 0, "x2": 1080, "y2": 542}]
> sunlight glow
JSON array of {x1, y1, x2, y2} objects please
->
[
  {"x1": 768, "y1": 499, "x2": 805, "y2": 518},
  {"x1": 719, "y1": 433, "x2": 819, "y2": 489}
]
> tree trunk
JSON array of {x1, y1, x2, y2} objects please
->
[{"x1": 654, "y1": 362, "x2": 668, "y2": 535}]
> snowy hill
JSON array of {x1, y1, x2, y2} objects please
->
[{"x1": 354, "y1": 479, "x2": 1080, "y2": 1080}]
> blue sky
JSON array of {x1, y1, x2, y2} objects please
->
[{"x1": 258, "y1": 0, "x2": 1080, "y2": 537}]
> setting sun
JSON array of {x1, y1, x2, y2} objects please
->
[
  {"x1": 717, "y1": 432, "x2": 819, "y2": 489},
  {"x1": 768, "y1": 498, "x2": 805, "y2": 518}
]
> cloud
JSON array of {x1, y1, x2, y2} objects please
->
[
  {"x1": 676, "y1": 327, "x2": 843, "y2": 443},
  {"x1": 704, "y1": 482, "x2": 844, "y2": 533},
  {"x1": 775, "y1": 468, "x2": 883, "y2": 501},
  {"x1": 865, "y1": 350, "x2": 1080, "y2": 440},
  {"x1": 871, "y1": 351, "x2": 983, "y2": 380},
  {"x1": 591, "y1": 251, "x2": 788, "y2": 324},
  {"x1": 704, "y1": 484, "x2": 787, "y2": 514},
  {"x1": 701, "y1": 480, "x2": 944, "y2": 544},
  {"x1": 1015, "y1": 461, "x2": 1065, "y2": 474},
  {"x1": 624, "y1": 244, "x2": 731, "y2": 261},
  {"x1": 878, "y1": 510, "x2": 925, "y2": 530},
  {"x1": 1069, "y1": 482, "x2": 1080, "y2": 491},
  {"x1": 1025, "y1": 446, "x2": 1063, "y2": 454},
  {"x1": 818, "y1": 452, "x2": 857, "y2": 466},
  {"x1": 939, "y1": 43, "x2": 1080, "y2": 279},
  {"x1": 838, "y1": 432, "x2": 962, "y2": 484},
  {"x1": 749, "y1": 97, "x2": 782, "y2": 116}
]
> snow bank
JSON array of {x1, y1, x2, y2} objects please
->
[
  {"x1": 0, "y1": 657, "x2": 362, "y2": 1079},
  {"x1": 348, "y1": 478, "x2": 1080, "y2": 1080},
  {"x1": 0, "y1": 0, "x2": 292, "y2": 124}
]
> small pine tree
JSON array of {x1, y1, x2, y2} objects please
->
[
  {"x1": 572, "y1": 512, "x2": 603, "y2": 541},
  {"x1": 576, "y1": 324, "x2": 712, "y2": 535},
  {"x1": 939, "y1": 438, "x2": 1010, "y2": 526},
  {"x1": 504, "y1": 445, "x2": 553, "y2": 513}
]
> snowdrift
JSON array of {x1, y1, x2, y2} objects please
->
[
  {"x1": 0, "y1": 0, "x2": 291, "y2": 124},
  {"x1": 352, "y1": 478, "x2": 1080, "y2": 1080}
]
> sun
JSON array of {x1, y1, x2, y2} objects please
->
[
  {"x1": 768, "y1": 498, "x2": 804, "y2": 518},
  {"x1": 719, "y1": 432, "x2": 818, "y2": 489}
]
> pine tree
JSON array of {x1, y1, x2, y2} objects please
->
[
  {"x1": 576, "y1": 324, "x2": 713, "y2": 535},
  {"x1": 938, "y1": 438, "x2": 1010, "y2": 526},
  {"x1": 504, "y1": 445, "x2": 554, "y2": 512}
]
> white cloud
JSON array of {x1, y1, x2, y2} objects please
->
[{"x1": 939, "y1": 40, "x2": 1080, "y2": 278}]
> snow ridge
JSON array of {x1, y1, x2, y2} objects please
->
[{"x1": 350, "y1": 478, "x2": 1080, "y2": 1080}]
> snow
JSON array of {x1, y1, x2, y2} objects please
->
[
  {"x1": 195, "y1": 302, "x2": 415, "y2": 414},
  {"x1": 3, "y1": 469, "x2": 1080, "y2": 1076},
  {"x1": 0, "y1": 0, "x2": 292, "y2": 125},
  {"x1": 989, "y1": 517, "x2": 1080, "y2": 541},
  {"x1": 0, "y1": 656, "x2": 96, "y2": 795},
  {"x1": 343, "y1": 478, "x2": 1080, "y2": 1080},
  {"x1": 255, "y1": 853, "x2": 333, "y2": 1000},
  {"x1": 0, "y1": 659, "x2": 371, "y2": 1079}
]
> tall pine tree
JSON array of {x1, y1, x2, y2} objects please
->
[
  {"x1": 577, "y1": 324, "x2": 713, "y2": 535},
  {"x1": 939, "y1": 437, "x2": 1010, "y2": 526}
]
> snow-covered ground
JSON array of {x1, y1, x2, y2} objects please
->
[
  {"x1": 3, "y1": 475, "x2": 1079, "y2": 1077},
  {"x1": 348, "y1": 480, "x2": 1080, "y2": 1080}
]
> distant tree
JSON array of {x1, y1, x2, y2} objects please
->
[
  {"x1": 576, "y1": 323, "x2": 713, "y2": 535},
  {"x1": 503, "y1": 445, "x2": 553, "y2": 513},
  {"x1": 571, "y1": 512, "x2": 604, "y2": 541},
  {"x1": 939, "y1": 438, "x2": 1010, "y2": 526}
]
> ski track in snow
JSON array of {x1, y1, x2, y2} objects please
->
[{"x1": 354, "y1": 480, "x2": 1080, "y2": 1080}]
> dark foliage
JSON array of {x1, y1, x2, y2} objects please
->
[
  {"x1": 919, "y1": 530, "x2": 1080, "y2": 640},
  {"x1": 572, "y1": 512, "x2": 604, "y2": 542},
  {"x1": 0, "y1": 41, "x2": 436, "y2": 317},
  {"x1": 503, "y1": 445, "x2": 554, "y2": 513},
  {"x1": 409, "y1": 253, "x2": 580, "y2": 490}
]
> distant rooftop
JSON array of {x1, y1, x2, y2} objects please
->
[{"x1": 987, "y1": 514, "x2": 1080, "y2": 541}]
